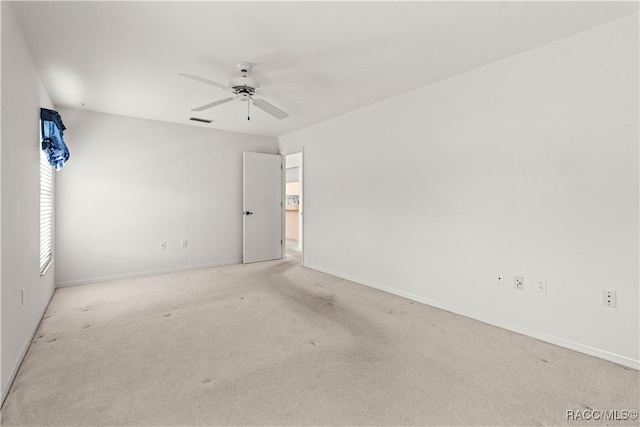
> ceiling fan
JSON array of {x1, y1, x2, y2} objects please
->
[{"x1": 180, "y1": 62, "x2": 305, "y2": 120}]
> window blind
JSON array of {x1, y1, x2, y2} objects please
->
[{"x1": 40, "y1": 147, "x2": 53, "y2": 275}]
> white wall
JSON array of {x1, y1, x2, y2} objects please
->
[
  {"x1": 55, "y1": 108, "x2": 278, "y2": 286},
  {"x1": 1, "y1": 2, "x2": 57, "y2": 404},
  {"x1": 286, "y1": 166, "x2": 299, "y2": 183},
  {"x1": 286, "y1": 152, "x2": 301, "y2": 169},
  {"x1": 280, "y1": 15, "x2": 639, "y2": 368}
]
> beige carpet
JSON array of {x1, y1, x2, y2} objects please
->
[{"x1": 1, "y1": 254, "x2": 638, "y2": 426}]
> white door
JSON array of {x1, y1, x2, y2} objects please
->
[{"x1": 243, "y1": 152, "x2": 283, "y2": 263}]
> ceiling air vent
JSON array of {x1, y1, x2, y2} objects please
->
[{"x1": 189, "y1": 117, "x2": 212, "y2": 123}]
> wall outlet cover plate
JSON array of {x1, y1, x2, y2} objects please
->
[{"x1": 513, "y1": 275, "x2": 524, "y2": 290}]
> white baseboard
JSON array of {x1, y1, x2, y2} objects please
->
[
  {"x1": 304, "y1": 263, "x2": 640, "y2": 371},
  {"x1": 55, "y1": 260, "x2": 242, "y2": 288}
]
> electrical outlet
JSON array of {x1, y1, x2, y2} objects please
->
[
  {"x1": 159, "y1": 241, "x2": 167, "y2": 250},
  {"x1": 513, "y1": 275, "x2": 523, "y2": 290},
  {"x1": 537, "y1": 280, "x2": 547, "y2": 294},
  {"x1": 181, "y1": 240, "x2": 188, "y2": 249},
  {"x1": 496, "y1": 272, "x2": 504, "y2": 286},
  {"x1": 602, "y1": 290, "x2": 617, "y2": 308}
]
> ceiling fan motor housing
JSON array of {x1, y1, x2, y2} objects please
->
[{"x1": 229, "y1": 76, "x2": 259, "y2": 93}]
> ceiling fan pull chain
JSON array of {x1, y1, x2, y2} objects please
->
[{"x1": 247, "y1": 99, "x2": 250, "y2": 121}]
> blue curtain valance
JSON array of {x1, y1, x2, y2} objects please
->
[{"x1": 40, "y1": 108, "x2": 69, "y2": 170}]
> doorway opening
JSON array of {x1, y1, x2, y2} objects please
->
[{"x1": 285, "y1": 152, "x2": 303, "y2": 262}]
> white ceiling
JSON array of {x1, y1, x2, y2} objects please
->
[{"x1": 10, "y1": 1, "x2": 639, "y2": 138}]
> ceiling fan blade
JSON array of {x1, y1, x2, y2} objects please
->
[
  {"x1": 191, "y1": 97, "x2": 235, "y2": 112},
  {"x1": 179, "y1": 73, "x2": 231, "y2": 91},
  {"x1": 255, "y1": 83, "x2": 306, "y2": 96},
  {"x1": 252, "y1": 99, "x2": 289, "y2": 119}
]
